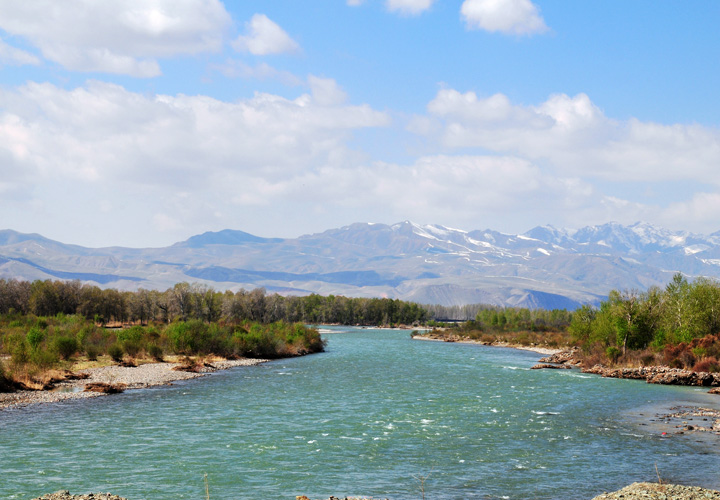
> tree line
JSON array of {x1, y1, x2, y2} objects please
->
[
  {"x1": 0, "y1": 279, "x2": 428, "y2": 326},
  {"x1": 569, "y1": 274, "x2": 720, "y2": 370}
]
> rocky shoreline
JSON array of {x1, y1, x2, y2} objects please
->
[
  {"x1": 0, "y1": 357, "x2": 267, "y2": 411},
  {"x1": 590, "y1": 482, "x2": 720, "y2": 500},
  {"x1": 29, "y1": 483, "x2": 720, "y2": 500},
  {"x1": 536, "y1": 349, "x2": 720, "y2": 388}
]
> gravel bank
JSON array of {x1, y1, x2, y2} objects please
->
[
  {"x1": 0, "y1": 358, "x2": 267, "y2": 411},
  {"x1": 31, "y1": 492, "x2": 129, "y2": 500},
  {"x1": 32, "y1": 484, "x2": 720, "y2": 500},
  {"x1": 412, "y1": 333, "x2": 564, "y2": 355},
  {"x1": 591, "y1": 482, "x2": 720, "y2": 500}
]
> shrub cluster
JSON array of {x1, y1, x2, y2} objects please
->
[
  {"x1": 569, "y1": 274, "x2": 720, "y2": 370},
  {"x1": 0, "y1": 313, "x2": 324, "y2": 391},
  {"x1": 423, "y1": 312, "x2": 573, "y2": 349}
]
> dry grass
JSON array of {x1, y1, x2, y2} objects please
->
[
  {"x1": 172, "y1": 355, "x2": 216, "y2": 373},
  {"x1": 84, "y1": 382, "x2": 126, "y2": 394}
]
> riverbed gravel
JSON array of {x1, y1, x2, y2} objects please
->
[
  {"x1": 30, "y1": 483, "x2": 720, "y2": 500},
  {"x1": 0, "y1": 358, "x2": 267, "y2": 411},
  {"x1": 591, "y1": 482, "x2": 720, "y2": 500}
]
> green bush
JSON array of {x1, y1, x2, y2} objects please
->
[
  {"x1": 11, "y1": 340, "x2": 29, "y2": 365},
  {"x1": 108, "y1": 343, "x2": 124, "y2": 362},
  {"x1": 605, "y1": 346, "x2": 621, "y2": 363},
  {"x1": 117, "y1": 325, "x2": 145, "y2": 344},
  {"x1": 76, "y1": 326, "x2": 92, "y2": 349},
  {"x1": 26, "y1": 326, "x2": 45, "y2": 350},
  {"x1": 168, "y1": 320, "x2": 212, "y2": 355},
  {"x1": 85, "y1": 344, "x2": 100, "y2": 361},
  {"x1": 53, "y1": 336, "x2": 78, "y2": 360},
  {"x1": 30, "y1": 348, "x2": 58, "y2": 369},
  {"x1": 147, "y1": 343, "x2": 164, "y2": 361},
  {"x1": 122, "y1": 338, "x2": 143, "y2": 357}
]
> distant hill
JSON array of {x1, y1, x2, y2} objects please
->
[{"x1": 2, "y1": 221, "x2": 720, "y2": 308}]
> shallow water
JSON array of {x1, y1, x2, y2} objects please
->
[{"x1": 1, "y1": 327, "x2": 719, "y2": 500}]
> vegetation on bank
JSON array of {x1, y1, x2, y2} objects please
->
[
  {"x1": 420, "y1": 307, "x2": 573, "y2": 349},
  {"x1": 0, "y1": 313, "x2": 323, "y2": 391},
  {"x1": 422, "y1": 274, "x2": 720, "y2": 373},
  {"x1": 0, "y1": 279, "x2": 427, "y2": 326},
  {"x1": 0, "y1": 278, "x2": 431, "y2": 392},
  {"x1": 569, "y1": 274, "x2": 720, "y2": 372}
]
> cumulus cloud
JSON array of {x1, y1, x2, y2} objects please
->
[
  {"x1": 414, "y1": 88, "x2": 720, "y2": 185},
  {"x1": 0, "y1": 79, "x2": 389, "y2": 184},
  {"x1": 0, "y1": 79, "x2": 392, "y2": 244},
  {"x1": 308, "y1": 76, "x2": 348, "y2": 106},
  {"x1": 461, "y1": 0, "x2": 548, "y2": 35},
  {"x1": 0, "y1": 0, "x2": 231, "y2": 77},
  {"x1": 268, "y1": 154, "x2": 614, "y2": 235},
  {"x1": 0, "y1": 37, "x2": 40, "y2": 66},
  {"x1": 232, "y1": 14, "x2": 300, "y2": 56},
  {"x1": 386, "y1": 0, "x2": 436, "y2": 16},
  {"x1": 210, "y1": 59, "x2": 303, "y2": 85},
  {"x1": 653, "y1": 193, "x2": 720, "y2": 234}
]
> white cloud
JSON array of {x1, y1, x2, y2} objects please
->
[
  {"x1": 415, "y1": 88, "x2": 720, "y2": 185},
  {"x1": 210, "y1": 59, "x2": 303, "y2": 86},
  {"x1": 0, "y1": 0, "x2": 231, "y2": 77},
  {"x1": 0, "y1": 37, "x2": 40, "y2": 66},
  {"x1": 347, "y1": 0, "x2": 366, "y2": 5},
  {"x1": 0, "y1": 80, "x2": 389, "y2": 184},
  {"x1": 270, "y1": 154, "x2": 611, "y2": 235},
  {"x1": 0, "y1": 80, "x2": 390, "y2": 245},
  {"x1": 232, "y1": 14, "x2": 300, "y2": 56},
  {"x1": 661, "y1": 193, "x2": 720, "y2": 234},
  {"x1": 386, "y1": 0, "x2": 436, "y2": 16},
  {"x1": 2, "y1": 78, "x2": 718, "y2": 245},
  {"x1": 308, "y1": 76, "x2": 348, "y2": 106},
  {"x1": 461, "y1": 0, "x2": 548, "y2": 35}
]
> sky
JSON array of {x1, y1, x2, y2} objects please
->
[{"x1": 1, "y1": 0, "x2": 719, "y2": 248}]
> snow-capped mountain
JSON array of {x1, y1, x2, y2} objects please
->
[{"x1": 1, "y1": 221, "x2": 719, "y2": 308}]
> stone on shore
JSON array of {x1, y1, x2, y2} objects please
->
[
  {"x1": 591, "y1": 482, "x2": 720, "y2": 500},
  {"x1": 581, "y1": 364, "x2": 720, "y2": 387},
  {"x1": 31, "y1": 491, "x2": 129, "y2": 500},
  {"x1": 531, "y1": 363, "x2": 573, "y2": 369}
]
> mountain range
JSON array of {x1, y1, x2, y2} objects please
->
[{"x1": 2, "y1": 221, "x2": 720, "y2": 309}]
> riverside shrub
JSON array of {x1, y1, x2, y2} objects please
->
[
  {"x1": 26, "y1": 326, "x2": 45, "y2": 351},
  {"x1": 0, "y1": 312, "x2": 325, "y2": 386},
  {"x1": 108, "y1": 343, "x2": 124, "y2": 362},
  {"x1": 53, "y1": 336, "x2": 78, "y2": 360}
]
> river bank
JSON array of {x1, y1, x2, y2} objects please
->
[
  {"x1": 0, "y1": 357, "x2": 267, "y2": 411},
  {"x1": 30, "y1": 483, "x2": 720, "y2": 500},
  {"x1": 536, "y1": 350, "x2": 720, "y2": 388},
  {"x1": 411, "y1": 331, "x2": 564, "y2": 355}
]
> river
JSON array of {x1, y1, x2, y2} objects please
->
[{"x1": 1, "y1": 326, "x2": 719, "y2": 500}]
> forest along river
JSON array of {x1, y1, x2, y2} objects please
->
[{"x1": 1, "y1": 326, "x2": 720, "y2": 500}]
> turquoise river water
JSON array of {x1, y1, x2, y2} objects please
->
[{"x1": 1, "y1": 326, "x2": 720, "y2": 500}]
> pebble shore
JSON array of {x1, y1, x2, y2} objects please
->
[
  {"x1": 412, "y1": 333, "x2": 564, "y2": 355},
  {"x1": 591, "y1": 482, "x2": 720, "y2": 500},
  {"x1": 32, "y1": 483, "x2": 720, "y2": 500},
  {"x1": 0, "y1": 358, "x2": 267, "y2": 411}
]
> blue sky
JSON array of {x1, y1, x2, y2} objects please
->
[{"x1": 1, "y1": 0, "x2": 719, "y2": 247}]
